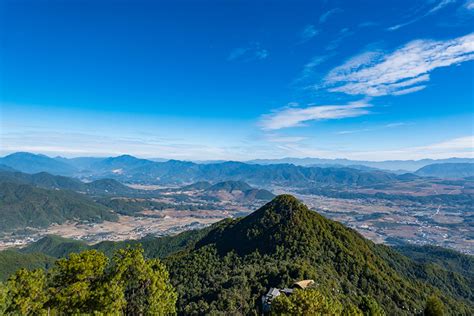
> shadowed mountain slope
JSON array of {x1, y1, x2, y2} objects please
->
[{"x1": 0, "y1": 182, "x2": 117, "y2": 231}]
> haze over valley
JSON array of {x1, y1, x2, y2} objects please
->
[{"x1": 0, "y1": 152, "x2": 472, "y2": 255}]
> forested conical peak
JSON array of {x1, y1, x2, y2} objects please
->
[
  {"x1": 248, "y1": 194, "x2": 312, "y2": 228},
  {"x1": 260, "y1": 194, "x2": 305, "y2": 218},
  {"x1": 196, "y1": 194, "x2": 323, "y2": 255}
]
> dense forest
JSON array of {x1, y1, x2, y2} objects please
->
[{"x1": 1, "y1": 195, "x2": 473, "y2": 315}]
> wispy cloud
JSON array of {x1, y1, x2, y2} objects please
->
[
  {"x1": 427, "y1": 0, "x2": 457, "y2": 14},
  {"x1": 276, "y1": 136, "x2": 473, "y2": 160},
  {"x1": 384, "y1": 122, "x2": 407, "y2": 128},
  {"x1": 325, "y1": 27, "x2": 353, "y2": 50},
  {"x1": 300, "y1": 25, "x2": 319, "y2": 42},
  {"x1": 335, "y1": 122, "x2": 409, "y2": 135},
  {"x1": 296, "y1": 54, "x2": 334, "y2": 82},
  {"x1": 319, "y1": 8, "x2": 343, "y2": 23},
  {"x1": 419, "y1": 135, "x2": 473, "y2": 151},
  {"x1": 324, "y1": 33, "x2": 474, "y2": 96},
  {"x1": 265, "y1": 134, "x2": 307, "y2": 143},
  {"x1": 362, "y1": 136, "x2": 474, "y2": 160},
  {"x1": 388, "y1": 0, "x2": 457, "y2": 31},
  {"x1": 466, "y1": 0, "x2": 474, "y2": 9},
  {"x1": 336, "y1": 128, "x2": 371, "y2": 135},
  {"x1": 227, "y1": 43, "x2": 268, "y2": 62},
  {"x1": 260, "y1": 100, "x2": 372, "y2": 130}
]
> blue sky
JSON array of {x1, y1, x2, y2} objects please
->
[{"x1": 1, "y1": 0, "x2": 473, "y2": 160}]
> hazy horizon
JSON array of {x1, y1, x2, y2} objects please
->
[{"x1": 1, "y1": 150, "x2": 474, "y2": 164}]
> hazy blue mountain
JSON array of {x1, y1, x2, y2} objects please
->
[
  {"x1": 55, "y1": 156, "x2": 105, "y2": 170},
  {"x1": 0, "y1": 164, "x2": 17, "y2": 172},
  {"x1": 89, "y1": 154, "x2": 156, "y2": 174},
  {"x1": 416, "y1": 163, "x2": 474, "y2": 178},
  {"x1": 207, "y1": 180, "x2": 253, "y2": 192},
  {"x1": 0, "y1": 152, "x2": 432, "y2": 187},
  {"x1": 0, "y1": 152, "x2": 77, "y2": 175},
  {"x1": 247, "y1": 157, "x2": 474, "y2": 172}
]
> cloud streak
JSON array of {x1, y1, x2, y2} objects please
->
[
  {"x1": 387, "y1": 0, "x2": 456, "y2": 31},
  {"x1": 319, "y1": 8, "x2": 343, "y2": 23},
  {"x1": 227, "y1": 43, "x2": 268, "y2": 62},
  {"x1": 466, "y1": 0, "x2": 474, "y2": 10},
  {"x1": 324, "y1": 33, "x2": 474, "y2": 96},
  {"x1": 300, "y1": 25, "x2": 319, "y2": 42},
  {"x1": 260, "y1": 100, "x2": 371, "y2": 130}
]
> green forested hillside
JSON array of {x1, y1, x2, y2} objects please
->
[
  {"x1": 0, "y1": 195, "x2": 472, "y2": 315},
  {"x1": 0, "y1": 250, "x2": 55, "y2": 281},
  {"x1": 0, "y1": 170, "x2": 139, "y2": 196},
  {"x1": 0, "y1": 182, "x2": 118, "y2": 230},
  {"x1": 396, "y1": 244, "x2": 474, "y2": 279}
]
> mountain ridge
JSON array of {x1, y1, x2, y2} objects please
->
[
  {"x1": 416, "y1": 162, "x2": 474, "y2": 178},
  {"x1": 2, "y1": 152, "x2": 472, "y2": 186}
]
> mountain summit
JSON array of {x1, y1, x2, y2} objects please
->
[{"x1": 170, "y1": 195, "x2": 473, "y2": 314}]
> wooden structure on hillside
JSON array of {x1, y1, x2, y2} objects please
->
[{"x1": 261, "y1": 279, "x2": 315, "y2": 313}]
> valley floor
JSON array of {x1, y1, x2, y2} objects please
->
[{"x1": 0, "y1": 210, "x2": 234, "y2": 250}]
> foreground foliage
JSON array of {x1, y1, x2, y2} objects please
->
[{"x1": 0, "y1": 247, "x2": 176, "y2": 315}]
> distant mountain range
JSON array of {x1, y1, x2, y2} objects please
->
[
  {"x1": 0, "y1": 152, "x2": 397, "y2": 186},
  {"x1": 0, "y1": 153, "x2": 472, "y2": 187},
  {"x1": 0, "y1": 152, "x2": 77, "y2": 175},
  {"x1": 415, "y1": 163, "x2": 474, "y2": 178},
  {"x1": 247, "y1": 157, "x2": 474, "y2": 172}
]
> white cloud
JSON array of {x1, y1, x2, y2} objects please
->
[
  {"x1": 427, "y1": 0, "x2": 457, "y2": 14},
  {"x1": 260, "y1": 100, "x2": 371, "y2": 130},
  {"x1": 419, "y1": 135, "x2": 473, "y2": 150},
  {"x1": 324, "y1": 33, "x2": 474, "y2": 96},
  {"x1": 272, "y1": 136, "x2": 473, "y2": 160},
  {"x1": 325, "y1": 27, "x2": 353, "y2": 51},
  {"x1": 227, "y1": 43, "x2": 268, "y2": 62},
  {"x1": 336, "y1": 128, "x2": 371, "y2": 135},
  {"x1": 319, "y1": 8, "x2": 342, "y2": 23},
  {"x1": 349, "y1": 136, "x2": 474, "y2": 160},
  {"x1": 297, "y1": 54, "x2": 334, "y2": 81},
  {"x1": 384, "y1": 122, "x2": 407, "y2": 128},
  {"x1": 465, "y1": 0, "x2": 474, "y2": 9},
  {"x1": 300, "y1": 25, "x2": 319, "y2": 42},
  {"x1": 335, "y1": 122, "x2": 408, "y2": 135},
  {"x1": 388, "y1": 0, "x2": 457, "y2": 31},
  {"x1": 265, "y1": 134, "x2": 307, "y2": 143}
]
